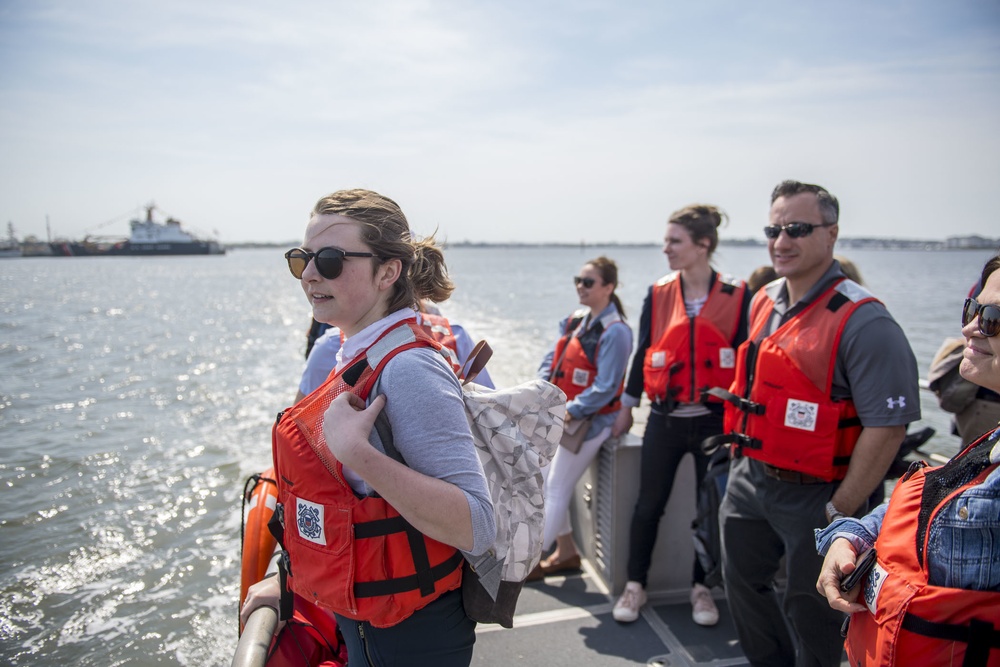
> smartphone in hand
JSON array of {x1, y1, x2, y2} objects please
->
[{"x1": 840, "y1": 547, "x2": 877, "y2": 593}]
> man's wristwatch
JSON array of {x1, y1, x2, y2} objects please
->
[{"x1": 826, "y1": 500, "x2": 846, "y2": 523}]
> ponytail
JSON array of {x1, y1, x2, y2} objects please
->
[{"x1": 410, "y1": 234, "x2": 454, "y2": 305}]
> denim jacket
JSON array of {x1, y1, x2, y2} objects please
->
[{"x1": 815, "y1": 426, "x2": 1000, "y2": 591}]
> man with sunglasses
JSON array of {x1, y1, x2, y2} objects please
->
[{"x1": 716, "y1": 180, "x2": 920, "y2": 667}]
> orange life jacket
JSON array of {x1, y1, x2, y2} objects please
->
[
  {"x1": 272, "y1": 319, "x2": 463, "y2": 628},
  {"x1": 642, "y1": 272, "x2": 746, "y2": 405},
  {"x1": 549, "y1": 308, "x2": 626, "y2": 414},
  {"x1": 418, "y1": 312, "x2": 462, "y2": 375},
  {"x1": 846, "y1": 432, "x2": 1000, "y2": 666},
  {"x1": 719, "y1": 279, "x2": 875, "y2": 481},
  {"x1": 329, "y1": 312, "x2": 462, "y2": 374}
]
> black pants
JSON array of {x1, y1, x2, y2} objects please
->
[
  {"x1": 720, "y1": 457, "x2": 848, "y2": 667},
  {"x1": 336, "y1": 588, "x2": 475, "y2": 666},
  {"x1": 625, "y1": 406, "x2": 721, "y2": 587}
]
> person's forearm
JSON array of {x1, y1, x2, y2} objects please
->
[
  {"x1": 830, "y1": 425, "x2": 905, "y2": 517},
  {"x1": 346, "y1": 445, "x2": 476, "y2": 551}
]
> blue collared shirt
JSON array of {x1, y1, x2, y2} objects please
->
[{"x1": 815, "y1": 426, "x2": 1000, "y2": 591}]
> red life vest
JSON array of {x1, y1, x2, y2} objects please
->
[
  {"x1": 328, "y1": 312, "x2": 462, "y2": 374},
  {"x1": 722, "y1": 279, "x2": 875, "y2": 481},
  {"x1": 272, "y1": 319, "x2": 464, "y2": 628},
  {"x1": 549, "y1": 308, "x2": 626, "y2": 414},
  {"x1": 418, "y1": 312, "x2": 462, "y2": 375},
  {"x1": 643, "y1": 272, "x2": 746, "y2": 405},
  {"x1": 846, "y1": 431, "x2": 1000, "y2": 666}
]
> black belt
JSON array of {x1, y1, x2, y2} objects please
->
[{"x1": 760, "y1": 463, "x2": 828, "y2": 485}]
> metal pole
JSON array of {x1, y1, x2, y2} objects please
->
[{"x1": 230, "y1": 606, "x2": 278, "y2": 667}]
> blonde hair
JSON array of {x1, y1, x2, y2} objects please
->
[
  {"x1": 835, "y1": 255, "x2": 864, "y2": 285},
  {"x1": 311, "y1": 189, "x2": 453, "y2": 312}
]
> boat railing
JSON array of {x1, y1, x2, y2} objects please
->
[{"x1": 230, "y1": 606, "x2": 277, "y2": 667}]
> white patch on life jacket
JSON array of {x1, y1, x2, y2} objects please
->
[
  {"x1": 296, "y1": 498, "x2": 326, "y2": 546},
  {"x1": 719, "y1": 348, "x2": 735, "y2": 369},
  {"x1": 784, "y1": 399, "x2": 818, "y2": 432},
  {"x1": 864, "y1": 561, "x2": 888, "y2": 615},
  {"x1": 651, "y1": 351, "x2": 666, "y2": 368},
  {"x1": 571, "y1": 368, "x2": 590, "y2": 387}
]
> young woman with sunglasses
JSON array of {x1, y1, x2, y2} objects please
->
[
  {"x1": 609, "y1": 204, "x2": 750, "y2": 625},
  {"x1": 528, "y1": 256, "x2": 633, "y2": 581},
  {"x1": 815, "y1": 253, "x2": 1000, "y2": 666},
  {"x1": 286, "y1": 247, "x2": 493, "y2": 403},
  {"x1": 241, "y1": 189, "x2": 495, "y2": 666}
]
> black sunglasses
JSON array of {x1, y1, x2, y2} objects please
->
[
  {"x1": 573, "y1": 276, "x2": 596, "y2": 288},
  {"x1": 763, "y1": 221, "x2": 834, "y2": 240},
  {"x1": 284, "y1": 247, "x2": 378, "y2": 280},
  {"x1": 962, "y1": 298, "x2": 1000, "y2": 337}
]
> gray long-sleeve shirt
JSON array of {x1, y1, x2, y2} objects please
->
[{"x1": 337, "y1": 310, "x2": 496, "y2": 556}]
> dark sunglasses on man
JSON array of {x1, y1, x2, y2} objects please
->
[
  {"x1": 962, "y1": 298, "x2": 1000, "y2": 337},
  {"x1": 763, "y1": 221, "x2": 835, "y2": 240},
  {"x1": 285, "y1": 247, "x2": 379, "y2": 280}
]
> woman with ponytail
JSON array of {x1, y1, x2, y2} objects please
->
[
  {"x1": 530, "y1": 256, "x2": 633, "y2": 581},
  {"x1": 242, "y1": 189, "x2": 495, "y2": 666}
]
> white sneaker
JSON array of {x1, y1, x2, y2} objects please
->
[
  {"x1": 690, "y1": 583, "x2": 719, "y2": 626},
  {"x1": 612, "y1": 581, "x2": 647, "y2": 623}
]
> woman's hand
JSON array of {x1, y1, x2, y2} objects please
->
[
  {"x1": 815, "y1": 537, "x2": 868, "y2": 614},
  {"x1": 611, "y1": 406, "x2": 633, "y2": 438},
  {"x1": 240, "y1": 575, "x2": 284, "y2": 632},
  {"x1": 322, "y1": 393, "x2": 386, "y2": 468}
]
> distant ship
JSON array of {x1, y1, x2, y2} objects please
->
[
  {"x1": 0, "y1": 222, "x2": 21, "y2": 258},
  {"x1": 48, "y1": 204, "x2": 225, "y2": 257},
  {"x1": 118, "y1": 204, "x2": 225, "y2": 255}
]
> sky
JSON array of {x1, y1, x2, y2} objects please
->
[{"x1": 1, "y1": 1, "x2": 998, "y2": 245}]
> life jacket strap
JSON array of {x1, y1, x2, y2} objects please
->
[
  {"x1": 278, "y1": 550, "x2": 294, "y2": 622},
  {"x1": 902, "y1": 613, "x2": 1000, "y2": 667},
  {"x1": 838, "y1": 415, "x2": 862, "y2": 429},
  {"x1": 354, "y1": 551, "x2": 464, "y2": 599},
  {"x1": 703, "y1": 432, "x2": 762, "y2": 452},
  {"x1": 706, "y1": 387, "x2": 765, "y2": 416},
  {"x1": 353, "y1": 515, "x2": 409, "y2": 538}
]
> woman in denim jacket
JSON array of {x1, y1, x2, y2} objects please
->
[{"x1": 814, "y1": 254, "x2": 1000, "y2": 666}]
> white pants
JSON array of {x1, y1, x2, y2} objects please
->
[{"x1": 540, "y1": 425, "x2": 612, "y2": 550}]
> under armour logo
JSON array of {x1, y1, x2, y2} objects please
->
[{"x1": 886, "y1": 396, "x2": 906, "y2": 409}]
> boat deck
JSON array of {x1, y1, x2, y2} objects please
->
[{"x1": 474, "y1": 562, "x2": 748, "y2": 666}]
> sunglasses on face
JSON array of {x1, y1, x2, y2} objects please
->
[
  {"x1": 962, "y1": 297, "x2": 1000, "y2": 337},
  {"x1": 574, "y1": 276, "x2": 596, "y2": 288},
  {"x1": 763, "y1": 221, "x2": 834, "y2": 240},
  {"x1": 284, "y1": 247, "x2": 378, "y2": 280}
]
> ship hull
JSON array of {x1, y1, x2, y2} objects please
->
[{"x1": 113, "y1": 241, "x2": 225, "y2": 255}]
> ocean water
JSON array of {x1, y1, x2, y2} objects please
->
[{"x1": 0, "y1": 245, "x2": 995, "y2": 665}]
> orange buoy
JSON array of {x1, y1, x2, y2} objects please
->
[{"x1": 240, "y1": 468, "x2": 279, "y2": 609}]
